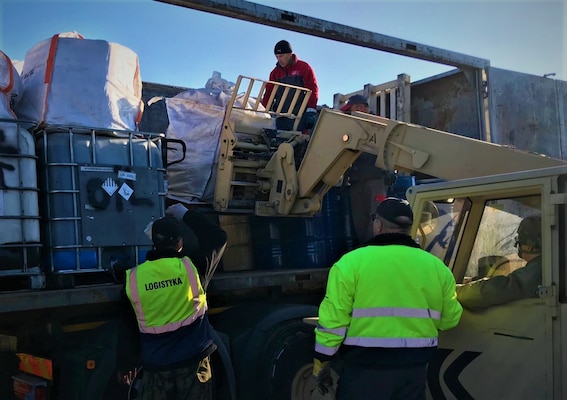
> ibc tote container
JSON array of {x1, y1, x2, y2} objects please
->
[
  {"x1": 0, "y1": 119, "x2": 41, "y2": 276},
  {"x1": 36, "y1": 126, "x2": 166, "y2": 273}
]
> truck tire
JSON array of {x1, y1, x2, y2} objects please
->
[{"x1": 260, "y1": 319, "x2": 318, "y2": 400}]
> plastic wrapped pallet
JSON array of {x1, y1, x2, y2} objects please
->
[{"x1": 15, "y1": 32, "x2": 143, "y2": 131}]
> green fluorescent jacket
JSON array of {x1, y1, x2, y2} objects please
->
[{"x1": 315, "y1": 233, "x2": 463, "y2": 358}]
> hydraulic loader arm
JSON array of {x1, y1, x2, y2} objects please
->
[
  {"x1": 294, "y1": 108, "x2": 566, "y2": 204},
  {"x1": 264, "y1": 108, "x2": 566, "y2": 216},
  {"x1": 213, "y1": 76, "x2": 565, "y2": 216}
]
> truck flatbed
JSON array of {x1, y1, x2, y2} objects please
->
[{"x1": 0, "y1": 268, "x2": 330, "y2": 313}]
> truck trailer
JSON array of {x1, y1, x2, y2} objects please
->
[
  {"x1": 2, "y1": 72, "x2": 567, "y2": 399},
  {"x1": 2, "y1": 1, "x2": 567, "y2": 400}
]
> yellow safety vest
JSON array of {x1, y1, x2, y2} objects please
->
[{"x1": 125, "y1": 257, "x2": 207, "y2": 334}]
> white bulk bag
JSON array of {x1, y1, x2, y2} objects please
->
[
  {"x1": 0, "y1": 50, "x2": 22, "y2": 119},
  {"x1": 158, "y1": 88, "x2": 274, "y2": 203},
  {"x1": 15, "y1": 32, "x2": 143, "y2": 130}
]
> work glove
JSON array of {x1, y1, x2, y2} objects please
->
[
  {"x1": 166, "y1": 203, "x2": 188, "y2": 221},
  {"x1": 303, "y1": 109, "x2": 318, "y2": 130},
  {"x1": 312, "y1": 358, "x2": 333, "y2": 395}
]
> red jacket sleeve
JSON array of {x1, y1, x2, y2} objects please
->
[{"x1": 302, "y1": 63, "x2": 319, "y2": 108}]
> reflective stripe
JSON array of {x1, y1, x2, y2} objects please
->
[
  {"x1": 344, "y1": 336, "x2": 438, "y2": 348},
  {"x1": 130, "y1": 257, "x2": 206, "y2": 334},
  {"x1": 128, "y1": 267, "x2": 146, "y2": 329},
  {"x1": 317, "y1": 323, "x2": 347, "y2": 337},
  {"x1": 183, "y1": 258, "x2": 200, "y2": 306},
  {"x1": 315, "y1": 342, "x2": 340, "y2": 356},
  {"x1": 352, "y1": 307, "x2": 441, "y2": 320},
  {"x1": 141, "y1": 307, "x2": 206, "y2": 334}
]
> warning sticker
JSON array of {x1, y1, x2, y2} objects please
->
[
  {"x1": 119, "y1": 183, "x2": 133, "y2": 201},
  {"x1": 102, "y1": 178, "x2": 118, "y2": 196}
]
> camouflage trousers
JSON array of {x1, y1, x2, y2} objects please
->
[{"x1": 140, "y1": 356, "x2": 213, "y2": 400}]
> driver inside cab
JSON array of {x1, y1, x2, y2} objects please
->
[{"x1": 456, "y1": 215, "x2": 542, "y2": 310}]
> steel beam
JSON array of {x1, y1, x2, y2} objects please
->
[{"x1": 155, "y1": 0, "x2": 490, "y2": 70}]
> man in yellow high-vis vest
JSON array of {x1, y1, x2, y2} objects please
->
[
  {"x1": 313, "y1": 198, "x2": 463, "y2": 399},
  {"x1": 126, "y1": 212, "x2": 224, "y2": 400}
]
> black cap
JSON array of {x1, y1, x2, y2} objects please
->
[
  {"x1": 517, "y1": 215, "x2": 541, "y2": 249},
  {"x1": 340, "y1": 94, "x2": 369, "y2": 112},
  {"x1": 375, "y1": 197, "x2": 414, "y2": 227},
  {"x1": 274, "y1": 40, "x2": 292, "y2": 55},
  {"x1": 151, "y1": 216, "x2": 185, "y2": 249}
]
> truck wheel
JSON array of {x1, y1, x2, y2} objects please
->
[{"x1": 261, "y1": 320, "x2": 318, "y2": 400}]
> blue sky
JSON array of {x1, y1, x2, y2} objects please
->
[{"x1": 1, "y1": 0, "x2": 564, "y2": 106}]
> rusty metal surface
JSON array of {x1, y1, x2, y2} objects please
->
[
  {"x1": 410, "y1": 69, "x2": 483, "y2": 140},
  {"x1": 488, "y1": 67, "x2": 566, "y2": 159}
]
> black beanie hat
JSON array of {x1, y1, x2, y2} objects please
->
[
  {"x1": 274, "y1": 40, "x2": 292, "y2": 54},
  {"x1": 152, "y1": 216, "x2": 185, "y2": 249}
]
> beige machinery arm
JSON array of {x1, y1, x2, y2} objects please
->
[
  {"x1": 213, "y1": 76, "x2": 566, "y2": 216},
  {"x1": 296, "y1": 108, "x2": 566, "y2": 198}
]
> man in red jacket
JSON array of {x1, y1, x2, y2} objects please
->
[{"x1": 261, "y1": 40, "x2": 319, "y2": 132}]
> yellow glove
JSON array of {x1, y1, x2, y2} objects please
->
[{"x1": 312, "y1": 358, "x2": 333, "y2": 395}]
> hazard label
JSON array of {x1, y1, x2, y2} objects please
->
[
  {"x1": 102, "y1": 177, "x2": 118, "y2": 196},
  {"x1": 119, "y1": 183, "x2": 133, "y2": 200}
]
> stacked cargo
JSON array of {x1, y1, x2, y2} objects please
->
[
  {"x1": 1, "y1": 33, "x2": 164, "y2": 287},
  {"x1": 0, "y1": 50, "x2": 42, "y2": 287},
  {"x1": 36, "y1": 128, "x2": 164, "y2": 275},
  {"x1": 249, "y1": 186, "x2": 356, "y2": 270}
]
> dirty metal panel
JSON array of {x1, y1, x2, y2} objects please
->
[
  {"x1": 78, "y1": 165, "x2": 162, "y2": 247},
  {"x1": 488, "y1": 67, "x2": 565, "y2": 159},
  {"x1": 410, "y1": 69, "x2": 483, "y2": 139}
]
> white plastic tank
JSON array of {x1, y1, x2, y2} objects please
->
[
  {"x1": 0, "y1": 120, "x2": 39, "y2": 243},
  {"x1": 0, "y1": 119, "x2": 41, "y2": 271}
]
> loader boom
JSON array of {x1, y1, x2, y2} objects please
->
[{"x1": 214, "y1": 76, "x2": 566, "y2": 216}]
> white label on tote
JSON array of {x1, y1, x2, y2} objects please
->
[
  {"x1": 118, "y1": 170, "x2": 136, "y2": 181},
  {"x1": 81, "y1": 166, "x2": 114, "y2": 173}
]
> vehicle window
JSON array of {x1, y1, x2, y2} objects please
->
[
  {"x1": 416, "y1": 197, "x2": 470, "y2": 266},
  {"x1": 464, "y1": 196, "x2": 541, "y2": 282}
]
